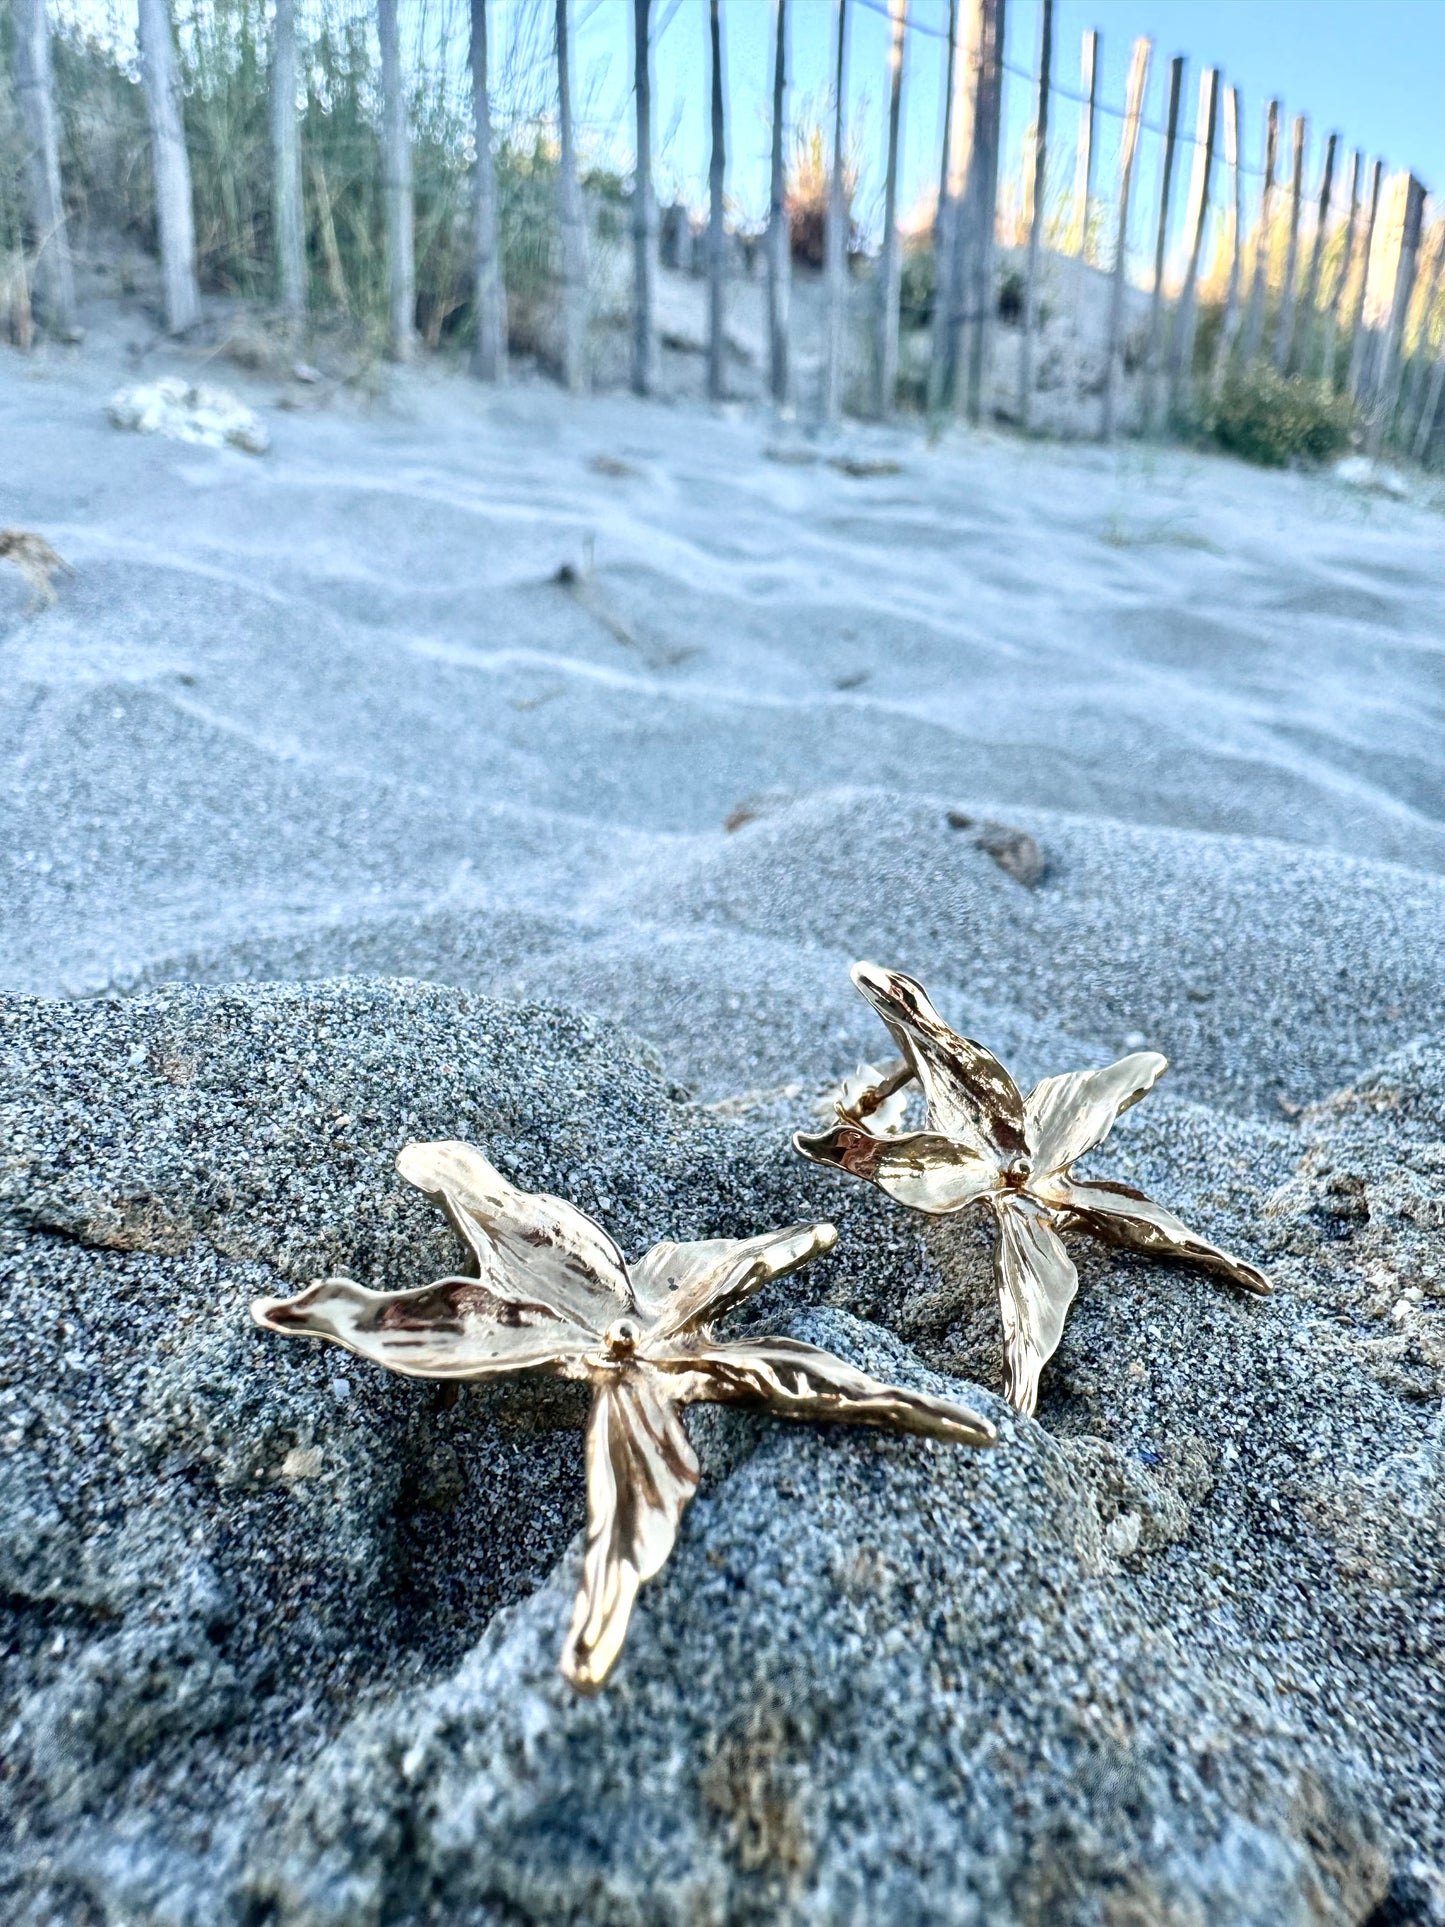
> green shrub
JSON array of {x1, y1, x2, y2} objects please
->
[
  {"x1": 1207, "y1": 362, "x2": 1358, "y2": 467},
  {"x1": 42, "y1": 1, "x2": 569, "y2": 357},
  {"x1": 996, "y1": 265, "x2": 1025, "y2": 326},
  {"x1": 47, "y1": 21, "x2": 152, "y2": 254},
  {"x1": 0, "y1": 11, "x2": 33, "y2": 256}
]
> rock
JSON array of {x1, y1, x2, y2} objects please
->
[
  {"x1": 108, "y1": 376, "x2": 271, "y2": 454},
  {"x1": 946, "y1": 811, "x2": 1050, "y2": 888},
  {"x1": 244, "y1": 1317, "x2": 1390, "y2": 1927},
  {"x1": 0, "y1": 527, "x2": 70, "y2": 612},
  {"x1": 1, "y1": 983, "x2": 1442, "y2": 1923},
  {"x1": 219, "y1": 320, "x2": 292, "y2": 376}
]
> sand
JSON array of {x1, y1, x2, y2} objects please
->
[
  {"x1": 4, "y1": 315, "x2": 1444, "y2": 1087},
  {"x1": 2, "y1": 309, "x2": 1443, "y2": 1923}
]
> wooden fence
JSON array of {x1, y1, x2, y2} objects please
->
[{"x1": 6, "y1": 0, "x2": 1444, "y2": 462}]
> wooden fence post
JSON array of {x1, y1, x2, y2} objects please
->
[
  {"x1": 766, "y1": 0, "x2": 791, "y2": 406},
  {"x1": 1210, "y1": 84, "x2": 1243, "y2": 398},
  {"x1": 270, "y1": 0, "x2": 305, "y2": 318},
  {"x1": 706, "y1": 0, "x2": 727, "y2": 401},
  {"x1": 1401, "y1": 218, "x2": 1445, "y2": 449},
  {"x1": 13, "y1": 0, "x2": 77, "y2": 335},
  {"x1": 1346, "y1": 159, "x2": 1383, "y2": 401},
  {"x1": 137, "y1": 0, "x2": 201, "y2": 334},
  {"x1": 377, "y1": 0, "x2": 415, "y2": 358},
  {"x1": 962, "y1": 0, "x2": 1006, "y2": 424},
  {"x1": 556, "y1": 0, "x2": 588, "y2": 393},
  {"x1": 1018, "y1": 0, "x2": 1053, "y2": 428},
  {"x1": 823, "y1": 0, "x2": 849, "y2": 424},
  {"x1": 1071, "y1": 28, "x2": 1097, "y2": 259},
  {"x1": 1273, "y1": 113, "x2": 1306, "y2": 370},
  {"x1": 1099, "y1": 34, "x2": 1150, "y2": 441},
  {"x1": 1142, "y1": 53, "x2": 1183, "y2": 432},
  {"x1": 1293, "y1": 130, "x2": 1335, "y2": 372},
  {"x1": 470, "y1": 0, "x2": 506, "y2": 381},
  {"x1": 926, "y1": 0, "x2": 959, "y2": 407},
  {"x1": 1170, "y1": 63, "x2": 1217, "y2": 418},
  {"x1": 1240, "y1": 99, "x2": 1279, "y2": 363},
  {"x1": 630, "y1": 0, "x2": 657, "y2": 396},
  {"x1": 930, "y1": 0, "x2": 973, "y2": 412},
  {"x1": 1367, "y1": 174, "x2": 1426, "y2": 455},
  {"x1": 875, "y1": 0, "x2": 909, "y2": 419},
  {"x1": 1067, "y1": 26, "x2": 1098, "y2": 336},
  {"x1": 1321, "y1": 150, "x2": 1361, "y2": 386},
  {"x1": 1412, "y1": 325, "x2": 1445, "y2": 463}
]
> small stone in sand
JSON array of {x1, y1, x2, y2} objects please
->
[
  {"x1": 0, "y1": 528, "x2": 70, "y2": 611},
  {"x1": 947, "y1": 810, "x2": 1049, "y2": 888}
]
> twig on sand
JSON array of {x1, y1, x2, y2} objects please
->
[
  {"x1": 552, "y1": 557, "x2": 696, "y2": 669},
  {"x1": 947, "y1": 810, "x2": 1048, "y2": 888},
  {"x1": 829, "y1": 454, "x2": 904, "y2": 478}
]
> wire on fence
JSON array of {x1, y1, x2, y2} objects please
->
[
  {"x1": 847, "y1": 3, "x2": 1275, "y2": 175},
  {"x1": 16, "y1": 0, "x2": 1444, "y2": 463},
  {"x1": 997, "y1": 59, "x2": 1269, "y2": 175}
]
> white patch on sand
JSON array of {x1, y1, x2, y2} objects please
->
[{"x1": 108, "y1": 375, "x2": 270, "y2": 454}]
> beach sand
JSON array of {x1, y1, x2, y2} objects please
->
[
  {"x1": 3, "y1": 318, "x2": 1443, "y2": 1102},
  {"x1": 2, "y1": 317, "x2": 1443, "y2": 1923}
]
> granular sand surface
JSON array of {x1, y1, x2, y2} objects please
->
[{"x1": 2, "y1": 325, "x2": 1442, "y2": 1925}]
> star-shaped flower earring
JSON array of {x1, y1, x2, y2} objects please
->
[
  {"x1": 252, "y1": 1141, "x2": 995, "y2": 1691},
  {"x1": 794, "y1": 963, "x2": 1270, "y2": 1417}
]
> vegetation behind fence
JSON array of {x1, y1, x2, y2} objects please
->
[{"x1": 4, "y1": 0, "x2": 1444, "y2": 466}]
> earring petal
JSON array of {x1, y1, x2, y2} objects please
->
[
  {"x1": 250, "y1": 1274, "x2": 597, "y2": 1378},
  {"x1": 679, "y1": 1335, "x2": 997, "y2": 1446},
  {"x1": 1044, "y1": 1175, "x2": 1271, "y2": 1295},
  {"x1": 994, "y1": 1199, "x2": 1079, "y2": 1416},
  {"x1": 1023, "y1": 1052, "x2": 1168, "y2": 1176},
  {"x1": 631, "y1": 1222, "x2": 836, "y2": 1338},
  {"x1": 850, "y1": 961, "x2": 1028, "y2": 1158},
  {"x1": 397, "y1": 1140, "x2": 633, "y2": 1325},
  {"x1": 561, "y1": 1373, "x2": 700, "y2": 1693},
  {"x1": 794, "y1": 1123, "x2": 1001, "y2": 1214}
]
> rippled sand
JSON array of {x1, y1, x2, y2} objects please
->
[{"x1": 4, "y1": 328, "x2": 1442, "y2": 1116}]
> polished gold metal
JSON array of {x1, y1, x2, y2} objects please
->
[
  {"x1": 794, "y1": 963, "x2": 1270, "y2": 1417},
  {"x1": 251, "y1": 1141, "x2": 995, "y2": 1691}
]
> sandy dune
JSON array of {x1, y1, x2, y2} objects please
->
[
  {"x1": 3, "y1": 323, "x2": 1443, "y2": 1117},
  {"x1": 5, "y1": 320, "x2": 1445, "y2": 1921}
]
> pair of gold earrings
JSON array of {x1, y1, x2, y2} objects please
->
[{"x1": 253, "y1": 963, "x2": 1269, "y2": 1692}]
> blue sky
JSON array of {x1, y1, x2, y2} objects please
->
[
  {"x1": 550, "y1": 0, "x2": 1445, "y2": 270},
  {"x1": 68, "y1": 0, "x2": 1445, "y2": 277}
]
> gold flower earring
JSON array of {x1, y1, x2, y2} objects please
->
[
  {"x1": 794, "y1": 963, "x2": 1270, "y2": 1417},
  {"x1": 252, "y1": 1140, "x2": 995, "y2": 1691}
]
